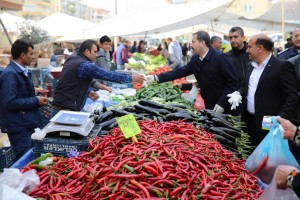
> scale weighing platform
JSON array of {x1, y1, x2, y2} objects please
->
[{"x1": 43, "y1": 110, "x2": 94, "y2": 138}]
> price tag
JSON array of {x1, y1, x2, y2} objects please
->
[
  {"x1": 116, "y1": 114, "x2": 141, "y2": 142},
  {"x1": 262, "y1": 116, "x2": 273, "y2": 130}
]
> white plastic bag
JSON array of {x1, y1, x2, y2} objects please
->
[
  {"x1": 181, "y1": 86, "x2": 198, "y2": 103},
  {"x1": 0, "y1": 184, "x2": 35, "y2": 200},
  {"x1": 0, "y1": 169, "x2": 40, "y2": 193},
  {"x1": 259, "y1": 174, "x2": 298, "y2": 200}
]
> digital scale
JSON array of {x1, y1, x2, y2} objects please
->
[{"x1": 43, "y1": 111, "x2": 94, "y2": 138}]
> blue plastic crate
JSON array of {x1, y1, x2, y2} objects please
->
[
  {"x1": 32, "y1": 125, "x2": 101, "y2": 154},
  {"x1": 0, "y1": 147, "x2": 15, "y2": 170}
]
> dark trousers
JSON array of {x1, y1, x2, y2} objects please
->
[
  {"x1": 243, "y1": 112, "x2": 266, "y2": 150},
  {"x1": 7, "y1": 129, "x2": 34, "y2": 161}
]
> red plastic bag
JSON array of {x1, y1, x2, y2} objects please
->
[{"x1": 194, "y1": 93, "x2": 205, "y2": 111}]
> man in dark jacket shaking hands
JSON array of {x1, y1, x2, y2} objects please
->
[{"x1": 145, "y1": 30, "x2": 240, "y2": 115}]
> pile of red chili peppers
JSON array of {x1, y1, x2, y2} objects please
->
[{"x1": 26, "y1": 120, "x2": 263, "y2": 200}]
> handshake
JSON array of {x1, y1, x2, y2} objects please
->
[{"x1": 132, "y1": 74, "x2": 156, "y2": 85}]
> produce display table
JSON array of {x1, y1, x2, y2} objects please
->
[
  {"x1": 10, "y1": 148, "x2": 34, "y2": 169},
  {"x1": 10, "y1": 124, "x2": 101, "y2": 169}
]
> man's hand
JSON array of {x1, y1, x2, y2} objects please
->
[
  {"x1": 227, "y1": 91, "x2": 242, "y2": 110},
  {"x1": 98, "y1": 84, "x2": 112, "y2": 93},
  {"x1": 275, "y1": 165, "x2": 297, "y2": 189},
  {"x1": 277, "y1": 116, "x2": 297, "y2": 141},
  {"x1": 37, "y1": 96, "x2": 48, "y2": 106},
  {"x1": 173, "y1": 83, "x2": 182, "y2": 89},
  {"x1": 88, "y1": 91, "x2": 99, "y2": 102},
  {"x1": 132, "y1": 74, "x2": 145, "y2": 83},
  {"x1": 144, "y1": 75, "x2": 156, "y2": 84},
  {"x1": 213, "y1": 104, "x2": 224, "y2": 113}
]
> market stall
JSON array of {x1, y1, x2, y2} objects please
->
[{"x1": 1, "y1": 81, "x2": 299, "y2": 199}]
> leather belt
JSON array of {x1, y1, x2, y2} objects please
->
[{"x1": 52, "y1": 105, "x2": 72, "y2": 111}]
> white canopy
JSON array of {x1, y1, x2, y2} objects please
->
[
  {"x1": 36, "y1": 12, "x2": 95, "y2": 37},
  {"x1": 0, "y1": 12, "x2": 25, "y2": 32},
  {"x1": 57, "y1": 0, "x2": 232, "y2": 42}
]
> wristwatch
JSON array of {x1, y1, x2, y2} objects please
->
[
  {"x1": 287, "y1": 168, "x2": 300, "y2": 189},
  {"x1": 294, "y1": 127, "x2": 300, "y2": 146}
]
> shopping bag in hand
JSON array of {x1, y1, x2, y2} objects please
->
[
  {"x1": 258, "y1": 172, "x2": 298, "y2": 200},
  {"x1": 194, "y1": 92, "x2": 206, "y2": 111},
  {"x1": 245, "y1": 116, "x2": 299, "y2": 184}
]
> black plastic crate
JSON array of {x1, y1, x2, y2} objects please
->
[
  {"x1": 0, "y1": 147, "x2": 15, "y2": 170},
  {"x1": 32, "y1": 150, "x2": 67, "y2": 159},
  {"x1": 33, "y1": 125, "x2": 101, "y2": 154}
]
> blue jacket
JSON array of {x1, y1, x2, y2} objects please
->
[
  {"x1": 157, "y1": 48, "x2": 240, "y2": 114},
  {"x1": 0, "y1": 61, "x2": 41, "y2": 133},
  {"x1": 278, "y1": 46, "x2": 300, "y2": 60}
]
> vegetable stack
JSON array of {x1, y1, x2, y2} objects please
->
[{"x1": 26, "y1": 120, "x2": 262, "y2": 200}]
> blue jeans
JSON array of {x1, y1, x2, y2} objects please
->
[{"x1": 7, "y1": 129, "x2": 34, "y2": 161}]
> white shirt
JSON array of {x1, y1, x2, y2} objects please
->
[
  {"x1": 247, "y1": 53, "x2": 272, "y2": 114},
  {"x1": 12, "y1": 61, "x2": 28, "y2": 77},
  {"x1": 199, "y1": 50, "x2": 209, "y2": 61}
]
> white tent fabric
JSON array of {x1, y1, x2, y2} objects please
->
[
  {"x1": 57, "y1": 0, "x2": 232, "y2": 42},
  {"x1": 36, "y1": 12, "x2": 95, "y2": 37},
  {"x1": 0, "y1": 12, "x2": 25, "y2": 32},
  {"x1": 215, "y1": 12, "x2": 298, "y2": 34},
  {"x1": 245, "y1": 0, "x2": 300, "y2": 23},
  {"x1": 215, "y1": 0, "x2": 300, "y2": 33}
]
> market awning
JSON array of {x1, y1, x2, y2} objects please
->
[
  {"x1": 0, "y1": 12, "x2": 25, "y2": 32},
  {"x1": 57, "y1": 0, "x2": 232, "y2": 42},
  {"x1": 36, "y1": 12, "x2": 95, "y2": 37}
]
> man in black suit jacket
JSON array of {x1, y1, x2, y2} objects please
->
[{"x1": 242, "y1": 34, "x2": 298, "y2": 148}]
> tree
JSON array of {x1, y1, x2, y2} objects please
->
[{"x1": 19, "y1": 21, "x2": 49, "y2": 45}]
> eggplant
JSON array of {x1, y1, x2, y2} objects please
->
[
  {"x1": 106, "y1": 121, "x2": 119, "y2": 130},
  {"x1": 134, "y1": 104, "x2": 161, "y2": 116},
  {"x1": 157, "y1": 116, "x2": 164, "y2": 123},
  {"x1": 165, "y1": 112, "x2": 196, "y2": 122},
  {"x1": 214, "y1": 127, "x2": 241, "y2": 138},
  {"x1": 212, "y1": 134, "x2": 237, "y2": 149},
  {"x1": 212, "y1": 118, "x2": 240, "y2": 132},
  {"x1": 110, "y1": 108, "x2": 131, "y2": 116},
  {"x1": 153, "y1": 108, "x2": 171, "y2": 115},
  {"x1": 97, "y1": 111, "x2": 114, "y2": 123},
  {"x1": 123, "y1": 106, "x2": 136, "y2": 112},
  {"x1": 98, "y1": 118, "x2": 116, "y2": 129},
  {"x1": 209, "y1": 127, "x2": 236, "y2": 143},
  {"x1": 166, "y1": 104, "x2": 187, "y2": 109},
  {"x1": 138, "y1": 100, "x2": 167, "y2": 109}
]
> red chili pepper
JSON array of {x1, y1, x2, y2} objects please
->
[
  {"x1": 252, "y1": 156, "x2": 268, "y2": 175},
  {"x1": 131, "y1": 179, "x2": 150, "y2": 198}
]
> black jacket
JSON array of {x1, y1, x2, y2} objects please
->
[
  {"x1": 242, "y1": 55, "x2": 298, "y2": 134},
  {"x1": 157, "y1": 48, "x2": 240, "y2": 114},
  {"x1": 278, "y1": 46, "x2": 300, "y2": 60},
  {"x1": 52, "y1": 53, "x2": 92, "y2": 111},
  {"x1": 226, "y1": 42, "x2": 251, "y2": 87}
]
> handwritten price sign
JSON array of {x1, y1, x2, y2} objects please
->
[{"x1": 116, "y1": 114, "x2": 141, "y2": 142}]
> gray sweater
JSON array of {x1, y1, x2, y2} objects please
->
[{"x1": 94, "y1": 48, "x2": 111, "y2": 71}]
